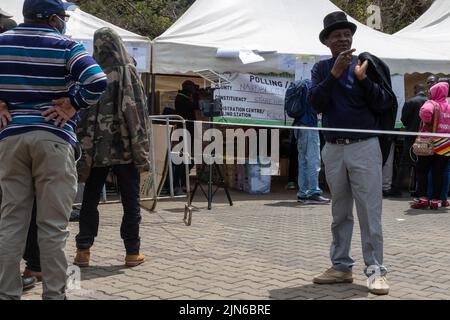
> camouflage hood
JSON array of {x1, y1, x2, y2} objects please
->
[{"x1": 77, "y1": 27, "x2": 150, "y2": 182}]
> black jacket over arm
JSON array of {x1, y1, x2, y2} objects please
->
[
  {"x1": 401, "y1": 93, "x2": 427, "y2": 134},
  {"x1": 308, "y1": 52, "x2": 397, "y2": 165}
]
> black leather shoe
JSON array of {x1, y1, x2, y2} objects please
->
[
  {"x1": 22, "y1": 276, "x2": 37, "y2": 291},
  {"x1": 383, "y1": 189, "x2": 402, "y2": 198},
  {"x1": 69, "y1": 208, "x2": 80, "y2": 222}
]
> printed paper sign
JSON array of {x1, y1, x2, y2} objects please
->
[{"x1": 214, "y1": 73, "x2": 294, "y2": 124}]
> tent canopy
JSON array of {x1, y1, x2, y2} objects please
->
[
  {"x1": 153, "y1": 0, "x2": 450, "y2": 75},
  {"x1": 395, "y1": 0, "x2": 450, "y2": 37},
  {"x1": 395, "y1": 0, "x2": 450, "y2": 57},
  {"x1": 2, "y1": 0, "x2": 151, "y2": 72}
]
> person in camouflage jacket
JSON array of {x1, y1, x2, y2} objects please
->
[{"x1": 74, "y1": 27, "x2": 150, "y2": 268}]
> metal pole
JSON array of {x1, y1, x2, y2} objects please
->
[
  {"x1": 149, "y1": 120, "x2": 158, "y2": 201},
  {"x1": 102, "y1": 184, "x2": 107, "y2": 202},
  {"x1": 147, "y1": 115, "x2": 193, "y2": 225},
  {"x1": 149, "y1": 43, "x2": 156, "y2": 115},
  {"x1": 166, "y1": 119, "x2": 174, "y2": 197},
  {"x1": 208, "y1": 158, "x2": 213, "y2": 210},
  {"x1": 150, "y1": 73, "x2": 156, "y2": 115},
  {"x1": 182, "y1": 119, "x2": 192, "y2": 207}
]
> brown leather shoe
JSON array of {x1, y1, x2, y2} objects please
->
[
  {"x1": 23, "y1": 268, "x2": 43, "y2": 282},
  {"x1": 125, "y1": 253, "x2": 145, "y2": 267},
  {"x1": 313, "y1": 267, "x2": 353, "y2": 284},
  {"x1": 73, "y1": 248, "x2": 90, "y2": 267}
]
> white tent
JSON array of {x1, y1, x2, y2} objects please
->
[
  {"x1": 395, "y1": 0, "x2": 450, "y2": 56},
  {"x1": 395, "y1": 0, "x2": 450, "y2": 38},
  {"x1": 153, "y1": 0, "x2": 450, "y2": 76},
  {"x1": 394, "y1": 0, "x2": 450, "y2": 97},
  {"x1": 2, "y1": 0, "x2": 151, "y2": 72}
]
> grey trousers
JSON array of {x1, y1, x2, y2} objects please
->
[
  {"x1": 321, "y1": 137, "x2": 387, "y2": 277},
  {"x1": 0, "y1": 131, "x2": 77, "y2": 300}
]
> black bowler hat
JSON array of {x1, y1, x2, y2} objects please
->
[{"x1": 319, "y1": 11, "x2": 357, "y2": 44}]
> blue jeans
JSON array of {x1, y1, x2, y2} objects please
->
[
  {"x1": 294, "y1": 129, "x2": 322, "y2": 198},
  {"x1": 427, "y1": 160, "x2": 450, "y2": 201}
]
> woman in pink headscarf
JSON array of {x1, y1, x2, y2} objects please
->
[{"x1": 411, "y1": 81, "x2": 450, "y2": 209}]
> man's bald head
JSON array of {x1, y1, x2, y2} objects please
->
[
  {"x1": 0, "y1": 18, "x2": 17, "y2": 33},
  {"x1": 413, "y1": 83, "x2": 426, "y2": 96}
]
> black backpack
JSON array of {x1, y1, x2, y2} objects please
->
[{"x1": 284, "y1": 79, "x2": 312, "y2": 119}]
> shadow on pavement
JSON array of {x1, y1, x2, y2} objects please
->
[
  {"x1": 79, "y1": 265, "x2": 126, "y2": 281},
  {"x1": 162, "y1": 207, "x2": 202, "y2": 213},
  {"x1": 264, "y1": 201, "x2": 330, "y2": 208},
  {"x1": 264, "y1": 201, "x2": 302, "y2": 208},
  {"x1": 404, "y1": 208, "x2": 449, "y2": 216},
  {"x1": 268, "y1": 283, "x2": 369, "y2": 300}
]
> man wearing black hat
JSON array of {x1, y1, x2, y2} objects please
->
[{"x1": 309, "y1": 11, "x2": 394, "y2": 295}]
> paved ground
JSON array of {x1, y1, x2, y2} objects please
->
[{"x1": 23, "y1": 182, "x2": 450, "y2": 300}]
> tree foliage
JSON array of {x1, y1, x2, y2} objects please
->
[
  {"x1": 73, "y1": 0, "x2": 195, "y2": 39},
  {"x1": 74, "y1": 0, "x2": 433, "y2": 38},
  {"x1": 331, "y1": 0, "x2": 433, "y2": 34}
]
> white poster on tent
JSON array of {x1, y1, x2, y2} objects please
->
[
  {"x1": 214, "y1": 73, "x2": 294, "y2": 124},
  {"x1": 79, "y1": 39, "x2": 94, "y2": 56},
  {"x1": 294, "y1": 61, "x2": 315, "y2": 81},
  {"x1": 76, "y1": 40, "x2": 149, "y2": 73},
  {"x1": 278, "y1": 55, "x2": 296, "y2": 72},
  {"x1": 128, "y1": 46, "x2": 149, "y2": 72},
  {"x1": 391, "y1": 74, "x2": 405, "y2": 124}
]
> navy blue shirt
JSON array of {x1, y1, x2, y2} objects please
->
[{"x1": 309, "y1": 56, "x2": 389, "y2": 142}]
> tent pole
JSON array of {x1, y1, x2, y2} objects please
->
[
  {"x1": 150, "y1": 44, "x2": 156, "y2": 115},
  {"x1": 150, "y1": 73, "x2": 156, "y2": 115}
]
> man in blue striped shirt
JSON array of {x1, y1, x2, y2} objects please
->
[{"x1": 0, "y1": 0, "x2": 107, "y2": 300}]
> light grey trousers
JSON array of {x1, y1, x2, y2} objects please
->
[
  {"x1": 0, "y1": 131, "x2": 77, "y2": 300},
  {"x1": 321, "y1": 137, "x2": 387, "y2": 277}
]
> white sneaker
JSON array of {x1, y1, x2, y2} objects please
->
[{"x1": 367, "y1": 275, "x2": 389, "y2": 295}]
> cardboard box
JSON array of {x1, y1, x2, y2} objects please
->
[{"x1": 279, "y1": 157, "x2": 289, "y2": 177}]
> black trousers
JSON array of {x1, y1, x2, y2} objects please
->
[
  {"x1": 0, "y1": 192, "x2": 41, "y2": 272},
  {"x1": 23, "y1": 202, "x2": 41, "y2": 272},
  {"x1": 392, "y1": 138, "x2": 415, "y2": 192},
  {"x1": 416, "y1": 154, "x2": 450, "y2": 199},
  {"x1": 75, "y1": 164, "x2": 142, "y2": 254}
]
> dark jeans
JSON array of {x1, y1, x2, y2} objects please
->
[
  {"x1": 23, "y1": 202, "x2": 41, "y2": 272},
  {"x1": 174, "y1": 164, "x2": 186, "y2": 189},
  {"x1": 392, "y1": 138, "x2": 415, "y2": 192},
  {"x1": 416, "y1": 154, "x2": 449, "y2": 199},
  {"x1": 427, "y1": 161, "x2": 450, "y2": 201},
  {"x1": 288, "y1": 131, "x2": 298, "y2": 183},
  {"x1": 75, "y1": 164, "x2": 142, "y2": 254}
]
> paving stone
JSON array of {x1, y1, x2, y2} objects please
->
[{"x1": 21, "y1": 188, "x2": 450, "y2": 300}]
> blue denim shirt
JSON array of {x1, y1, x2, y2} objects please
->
[{"x1": 293, "y1": 80, "x2": 318, "y2": 128}]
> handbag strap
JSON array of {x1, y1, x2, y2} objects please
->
[
  {"x1": 431, "y1": 101, "x2": 440, "y2": 133},
  {"x1": 421, "y1": 101, "x2": 440, "y2": 133}
]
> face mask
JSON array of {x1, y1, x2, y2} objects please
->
[{"x1": 54, "y1": 15, "x2": 67, "y2": 35}]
